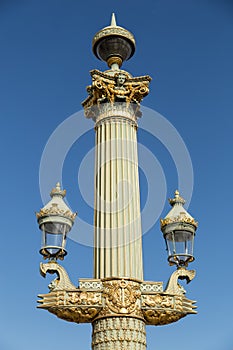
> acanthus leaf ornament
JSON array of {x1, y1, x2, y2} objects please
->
[{"x1": 82, "y1": 69, "x2": 151, "y2": 120}]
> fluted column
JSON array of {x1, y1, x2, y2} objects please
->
[
  {"x1": 94, "y1": 103, "x2": 143, "y2": 280},
  {"x1": 81, "y1": 35, "x2": 151, "y2": 348}
]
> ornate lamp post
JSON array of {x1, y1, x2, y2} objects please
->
[{"x1": 36, "y1": 14, "x2": 198, "y2": 349}]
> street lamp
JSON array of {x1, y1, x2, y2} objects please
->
[
  {"x1": 161, "y1": 190, "x2": 198, "y2": 267},
  {"x1": 36, "y1": 14, "x2": 198, "y2": 350},
  {"x1": 36, "y1": 182, "x2": 77, "y2": 260}
]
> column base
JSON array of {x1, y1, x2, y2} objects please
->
[{"x1": 92, "y1": 317, "x2": 147, "y2": 350}]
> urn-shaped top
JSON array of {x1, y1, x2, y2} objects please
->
[{"x1": 92, "y1": 13, "x2": 136, "y2": 68}]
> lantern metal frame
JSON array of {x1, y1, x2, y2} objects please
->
[{"x1": 39, "y1": 221, "x2": 70, "y2": 260}]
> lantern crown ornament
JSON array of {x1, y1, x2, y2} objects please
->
[
  {"x1": 92, "y1": 13, "x2": 136, "y2": 69},
  {"x1": 160, "y1": 190, "x2": 198, "y2": 267},
  {"x1": 36, "y1": 183, "x2": 77, "y2": 260}
]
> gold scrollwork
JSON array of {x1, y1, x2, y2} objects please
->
[
  {"x1": 143, "y1": 309, "x2": 185, "y2": 326},
  {"x1": 142, "y1": 294, "x2": 174, "y2": 309},
  {"x1": 38, "y1": 264, "x2": 196, "y2": 326},
  {"x1": 49, "y1": 306, "x2": 100, "y2": 323},
  {"x1": 82, "y1": 69, "x2": 151, "y2": 119},
  {"x1": 103, "y1": 279, "x2": 141, "y2": 315}
]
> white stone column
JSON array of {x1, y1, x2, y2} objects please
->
[{"x1": 93, "y1": 103, "x2": 143, "y2": 280}]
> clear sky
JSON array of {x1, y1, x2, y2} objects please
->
[{"x1": 1, "y1": 1, "x2": 233, "y2": 349}]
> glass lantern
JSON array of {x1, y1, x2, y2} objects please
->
[
  {"x1": 40, "y1": 221, "x2": 70, "y2": 260},
  {"x1": 161, "y1": 190, "x2": 198, "y2": 268},
  {"x1": 36, "y1": 183, "x2": 77, "y2": 261},
  {"x1": 163, "y1": 223, "x2": 195, "y2": 267}
]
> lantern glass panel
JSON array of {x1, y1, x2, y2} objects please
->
[
  {"x1": 165, "y1": 230, "x2": 194, "y2": 266},
  {"x1": 41, "y1": 222, "x2": 69, "y2": 258}
]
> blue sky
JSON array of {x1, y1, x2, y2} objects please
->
[{"x1": 1, "y1": 1, "x2": 233, "y2": 349}]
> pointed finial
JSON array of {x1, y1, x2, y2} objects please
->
[
  {"x1": 169, "y1": 190, "x2": 185, "y2": 206},
  {"x1": 50, "y1": 182, "x2": 66, "y2": 198},
  {"x1": 110, "y1": 13, "x2": 117, "y2": 27}
]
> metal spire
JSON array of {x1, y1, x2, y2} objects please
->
[{"x1": 110, "y1": 13, "x2": 117, "y2": 27}]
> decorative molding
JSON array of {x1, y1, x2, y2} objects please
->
[
  {"x1": 79, "y1": 279, "x2": 103, "y2": 291},
  {"x1": 50, "y1": 306, "x2": 101, "y2": 324},
  {"x1": 142, "y1": 294, "x2": 197, "y2": 325},
  {"x1": 38, "y1": 289, "x2": 102, "y2": 323},
  {"x1": 40, "y1": 262, "x2": 77, "y2": 291},
  {"x1": 36, "y1": 204, "x2": 76, "y2": 221},
  {"x1": 38, "y1": 263, "x2": 197, "y2": 326},
  {"x1": 93, "y1": 26, "x2": 135, "y2": 49},
  {"x1": 94, "y1": 104, "x2": 139, "y2": 127},
  {"x1": 141, "y1": 282, "x2": 163, "y2": 293},
  {"x1": 160, "y1": 215, "x2": 198, "y2": 228},
  {"x1": 142, "y1": 294, "x2": 174, "y2": 309},
  {"x1": 92, "y1": 317, "x2": 146, "y2": 350},
  {"x1": 143, "y1": 309, "x2": 185, "y2": 326},
  {"x1": 164, "y1": 268, "x2": 196, "y2": 295},
  {"x1": 82, "y1": 69, "x2": 151, "y2": 120},
  {"x1": 103, "y1": 279, "x2": 140, "y2": 314}
]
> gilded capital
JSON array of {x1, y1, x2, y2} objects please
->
[{"x1": 82, "y1": 69, "x2": 151, "y2": 121}]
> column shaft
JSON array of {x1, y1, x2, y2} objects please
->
[{"x1": 94, "y1": 115, "x2": 143, "y2": 280}]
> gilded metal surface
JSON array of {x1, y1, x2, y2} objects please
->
[
  {"x1": 160, "y1": 190, "x2": 198, "y2": 228},
  {"x1": 107, "y1": 56, "x2": 123, "y2": 68},
  {"x1": 49, "y1": 307, "x2": 100, "y2": 323},
  {"x1": 50, "y1": 183, "x2": 66, "y2": 198},
  {"x1": 36, "y1": 182, "x2": 77, "y2": 221},
  {"x1": 38, "y1": 263, "x2": 102, "y2": 323},
  {"x1": 82, "y1": 69, "x2": 151, "y2": 119},
  {"x1": 143, "y1": 308, "x2": 185, "y2": 325},
  {"x1": 93, "y1": 26, "x2": 135, "y2": 46},
  {"x1": 160, "y1": 215, "x2": 198, "y2": 228},
  {"x1": 38, "y1": 262, "x2": 196, "y2": 325},
  {"x1": 169, "y1": 189, "x2": 185, "y2": 205},
  {"x1": 164, "y1": 267, "x2": 196, "y2": 295},
  {"x1": 101, "y1": 279, "x2": 142, "y2": 319},
  {"x1": 142, "y1": 293, "x2": 196, "y2": 326},
  {"x1": 36, "y1": 205, "x2": 77, "y2": 221},
  {"x1": 40, "y1": 261, "x2": 76, "y2": 291},
  {"x1": 92, "y1": 25, "x2": 135, "y2": 52}
]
